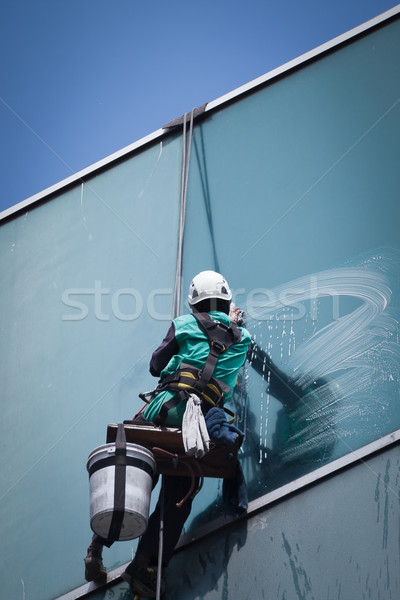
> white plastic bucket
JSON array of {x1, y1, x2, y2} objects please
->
[{"x1": 87, "y1": 440, "x2": 156, "y2": 541}]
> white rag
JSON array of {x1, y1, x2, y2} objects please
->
[{"x1": 182, "y1": 393, "x2": 210, "y2": 458}]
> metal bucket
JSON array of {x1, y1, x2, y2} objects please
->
[{"x1": 87, "y1": 431, "x2": 156, "y2": 541}]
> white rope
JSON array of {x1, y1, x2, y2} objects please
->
[
  {"x1": 172, "y1": 108, "x2": 195, "y2": 319},
  {"x1": 157, "y1": 110, "x2": 196, "y2": 599}
]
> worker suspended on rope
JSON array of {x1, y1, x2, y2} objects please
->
[{"x1": 84, "y1": 270, "x2": 252, "y2": 597}]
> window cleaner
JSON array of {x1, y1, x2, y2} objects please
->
[{"x1": 84, "y1": 271, "x2": 252, "y2": 598}]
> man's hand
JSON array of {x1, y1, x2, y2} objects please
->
[{"x1": 229, "y1": 305, "x2": 244, "y2": 325}]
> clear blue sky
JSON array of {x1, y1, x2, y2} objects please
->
[{"x1": 0, "y1": 0, "x2": 398, "y2": 214}]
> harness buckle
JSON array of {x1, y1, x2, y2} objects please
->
[{"x1": 211, "y1": 340, "x2": 226, "y2": 353}]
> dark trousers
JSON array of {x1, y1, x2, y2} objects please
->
[
  {"x1": 92, "y1": 473, "x2": 198, "y2": 567},
  {"x1": 136, "y1": 473, "x2": 198, "y2": 567}
]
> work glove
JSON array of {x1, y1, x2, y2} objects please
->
[{"x1": 205, "y1": 407, "x2": 244, "y2": 447}]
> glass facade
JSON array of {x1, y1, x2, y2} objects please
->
[
  {"x1": 0, "y1": 11, "x2": 399, "y2": 600},
  {"x1": 0, "y1": 138, "x2": 182, "y2": 599},
  {"x1": 181, "y1": 16, "x2": 400, "y2": 528},
  {"x1": 166, "y1": 443, "x2": 400, "y2": 600},
  {"x1": 85, "y1": 443, "x2": 400, "y2": 600}
]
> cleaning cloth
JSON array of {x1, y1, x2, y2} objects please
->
[{"x1": 182, "y1": 393, "x2": 210, "y2": 458}]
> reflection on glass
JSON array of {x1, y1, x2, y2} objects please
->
[
  {"x1": 182, "y1": 18, "x2": 400, "y2": 529},
  {"x1": 189, "y1": 249, "x2": 400, "y2": 531}
]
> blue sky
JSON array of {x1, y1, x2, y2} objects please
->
[{"x1": 0, "y1": 0, "x2": 398, "y2": 214}]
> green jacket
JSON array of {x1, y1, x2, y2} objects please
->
[{"x1": 144, "y1": 311, "x2": 252, "y2": 426}]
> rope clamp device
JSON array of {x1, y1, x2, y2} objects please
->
[{"x1": 211, "y1": 340, "x2": 226, "y2": 353}]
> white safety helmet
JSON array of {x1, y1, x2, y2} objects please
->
[{"x1": 188, "y1": 270, "x2": 232, "y2": 306}]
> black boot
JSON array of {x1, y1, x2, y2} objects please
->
[
  {"x1": 121, "y1": 554, "x2": 165, "y2": 598},
  {"x1": 84, "y1": 541, "x2": 107, "y2": 583}
]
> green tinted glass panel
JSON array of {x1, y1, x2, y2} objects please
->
[
  {"x1": 181, "y1": 17, "x2": 400, "y2": 528},
  {"x1": 168, "y1": 445, "x2": 400, "y2": 600},
  {"x1": 0, "y1": 137, "x2": 181, "y2": 600}
]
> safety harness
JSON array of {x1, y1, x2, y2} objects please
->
[{"x1": 152, "y1": 312, "x2": 242, "y2": 425}]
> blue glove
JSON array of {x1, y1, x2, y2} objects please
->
[
  {"x1": 205, "y1": 407, "x2": 244, "y2": 447},
  {"x1": 205, "y1": 407, "x2": 226, "y2": 438}
]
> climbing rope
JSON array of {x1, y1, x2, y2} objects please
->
[
  {"x1": 157, "y1": 110, "x2": 196, "y2": 599},
  {"x1": 172, "y1": 108, "x2": 195, "y2": 319}
]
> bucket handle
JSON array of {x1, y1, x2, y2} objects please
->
[
  {"x1": 108, "y1": 423, "x2": 127, "y2": 542},
  {"x1": 115, "y1": 422, "x2": 127, "y2": 455}
]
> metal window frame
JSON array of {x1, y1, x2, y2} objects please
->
[
  {"x1": 55, "y1": 428, "x2": 400, "y2": 599},
  {"x1": 1, "y1": 4, "x2": 400, "y2": 223}
]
